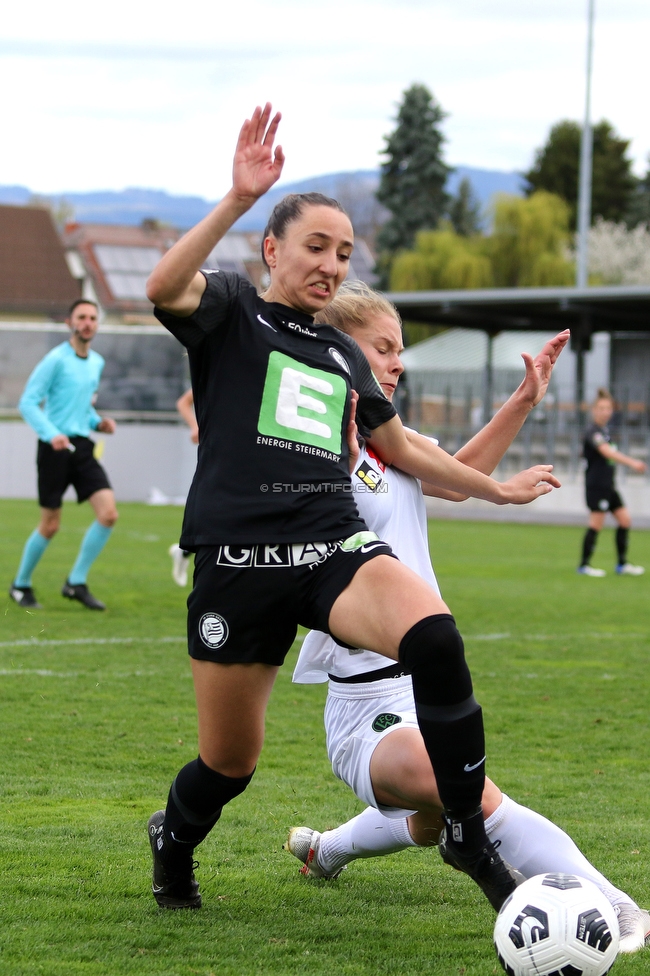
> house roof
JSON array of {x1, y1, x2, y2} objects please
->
[
  {"x1": 62, "y1": 219, "x2": 378, "y2": 316},
  {"x1": 0, "y1": 204, "x2": 80, "y2": 317},
  {"x1": 63, "y1": 221, "x2": 181, "y2": 313}
]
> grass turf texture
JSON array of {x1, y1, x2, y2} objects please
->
[{"x1": 1, "y1": 498, "x2": 649, "y2": 976}]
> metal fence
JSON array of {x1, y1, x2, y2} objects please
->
[
  {"x1": 2, "y1": 325, "x2": 648, "y2": 477},
  {"x1": 405, "y1": 370, "x2": 650, "y2": 477},
  {"x1": 0, "y1": 324, "x2": 189, "y2": 417}
]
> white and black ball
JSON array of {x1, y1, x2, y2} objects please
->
[{"x1": 493, "y1": 873, "x2": 619, "y2": 976}]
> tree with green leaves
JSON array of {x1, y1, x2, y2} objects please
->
[
  {"x1": 489, "y1": 191, "x2": 574, "y2": 287},
  {"x1": 448, "y1": 177, "x2": 482, "y2": 236},
  {"x1": 625, "y1": 157, "x2": 650, "y2": 228},
  {"x1": 375, "y1": 84, "x2": 451, "y2": 286},
  {"x1": 524, "y1": 119, "x2": 635, "y2": 230},
  {"x1": 390, "y1": 192, "x2": 574, "y2": 291},
  {"x1": 391, "y1": 227, "x2": 492, "y2": 291}
]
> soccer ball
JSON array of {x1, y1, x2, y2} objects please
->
[{"x1": 493, "y1": 873, "x2": 619, "y2": 976}]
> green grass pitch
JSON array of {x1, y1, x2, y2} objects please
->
[{"x1": 1, "y1": 498, "x2": 648, "y2": 975}]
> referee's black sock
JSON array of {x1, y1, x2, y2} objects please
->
[
  {"x1": 616, "y1": 527, "x2": 628, "y2": 565},
  {"x1": 161, "y1": 756, "x2": 254, "y2": 867},
  {"x1": 398, "y1": 614, "x2": 487, "y2": 851},
  {"x1": 581, "y1": 528, "x2": 598, "y2": 566}
]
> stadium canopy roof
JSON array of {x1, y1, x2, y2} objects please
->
[
  {"x1": 385, "y1": 285, "x2": 650, "y2": 341},
  {"x1": 385, "y1": 284, "x2": 650, "y2": 414}
]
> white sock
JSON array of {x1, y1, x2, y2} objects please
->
[
  {"x1": 317, "y1": 806, "x2": 416, "y2": 875},
  {"x1": 486, "y1": 793, "x2": 637, "y2": 910}
]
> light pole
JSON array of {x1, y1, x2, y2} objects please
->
[
  {"x1": 575, "y1": 0, "x2": 595, "y2": 289},
  {"x1": 573, "y1": 0, "x2": 596, "y2": 428}
]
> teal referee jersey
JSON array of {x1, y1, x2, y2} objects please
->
[{"x1": 19, "y1": 341, "x2": 104, "y2": 442}]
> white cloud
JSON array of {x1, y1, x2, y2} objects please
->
[{"x1": 1, "y1": 0, "x2": 648, "y2": 196}]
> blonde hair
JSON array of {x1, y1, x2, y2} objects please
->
[
  {"x1": 593, "y1": 388, "x2": 615, "y2": 406},
  {"x1": 314, "y1": 280, "x2": 401, "y2": 336}
]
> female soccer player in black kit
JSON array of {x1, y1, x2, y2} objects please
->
[
  {"x1": 145, "y1": 104, "x2": 559, "y2": 912},
  {"x1": 578, "y1": 388, "x2": 646, "y2": 577}
]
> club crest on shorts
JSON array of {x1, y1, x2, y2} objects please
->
[
  {"x1": 198, "y1": 612, "x2": 229, "y2": 649},
  {"x1": 372, "y1": 712, "x2": 402, "y2": 733}
]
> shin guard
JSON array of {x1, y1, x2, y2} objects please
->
[
  {"x1": 163, "y1": 756, "x2": 254, "y2": 856},
  {"x1": 398, "y1": 614, "x2": 485, "y2": 819}
]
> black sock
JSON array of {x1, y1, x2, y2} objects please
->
[
  {"x1": 162, "y1": 756, "x2": 254, "y2": 865},
  {"x1": 442, "y1": 807, "x2": 489, "y2": 855},
  {"x1": 398, "y1": 614, "x2": 486, "y2": 833},
  {"x1": 616, "y1": 527, "x2": 628, "y2": 565},
  {"x1": 581, "y1": 528, "x2": 598, "y2": 566}
]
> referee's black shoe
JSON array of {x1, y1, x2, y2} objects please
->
[
  {"x1": 148, "y1": 810, "x2": 202, "y2": 909},
  {"x1": 439, "y1": 826, "x2": 523, "y2": 912},
  {"x1": 9, "y1": 584, "x2": 42, "y2": 609},
  {"x1": 61, "y1": 580, "x2": 106, "y2": 610}
]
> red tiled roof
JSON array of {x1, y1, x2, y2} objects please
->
[
  {"x1": 63, "y1": 221, "x2": 180, "y2": 312},
  {"x1": 0, "y1": 205, "x2": 80, "y2": 316}
]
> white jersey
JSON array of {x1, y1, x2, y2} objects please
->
[{"x1": 293, "y1": 435, "x2": 441, "y2": 683}]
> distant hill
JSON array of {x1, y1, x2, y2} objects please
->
[{"x1": 0, "y1": 166, "x2": 524, "y2": 231}]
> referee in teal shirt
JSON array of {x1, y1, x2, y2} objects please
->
[{"x1": 10, "y1": 300, "x2": 118, "y2": 610}]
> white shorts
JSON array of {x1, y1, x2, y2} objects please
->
[{"x1": 324, "y1": 674, "x2": 420, "y2": 819}]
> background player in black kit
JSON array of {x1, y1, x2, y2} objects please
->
[
  {"x1": 578, "y1": 388, "x2": 646, "y2": 577},
  {"x1": 145, "y1": 103, "x2": 559, "y2": 913}
]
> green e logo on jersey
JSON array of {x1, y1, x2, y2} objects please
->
[{"x1": 258, "y1": 351, "x2": 347, "y2": 453}]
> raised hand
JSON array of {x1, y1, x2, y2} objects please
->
[
  {"x1": 500, "y1": 464, "x2": 561, "y2": 504},
  {"x1": 519, "y1": 329, "x2": 571, "y2": 407},
  {"x1": 232, "y1": 103, "x2": 285, "y2": 204}
]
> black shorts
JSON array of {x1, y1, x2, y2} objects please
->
[
  {"x1": 37, "y1": 436, "x2": 111, "y2": 509},
  {"x1": 585, "y1": 485, "x2": 624, "y2": 514},
  {"x1": 187, "y1": 533, "x2": 395, "y2": 666}
]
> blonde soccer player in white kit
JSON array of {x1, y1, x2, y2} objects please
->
[{"x1": 284, "y1": 283, "x2": 649, "y2": 954}]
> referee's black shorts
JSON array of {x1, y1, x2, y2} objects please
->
[
  {"x1": 187, "y1": 534, "x2": 395, "y2": 667},
  {"x1": 585, "y1": 484, "x2": 624, "y2": 514},
  {"x1": 37, "y1": 436, "x2": 111, "y2": 509}
]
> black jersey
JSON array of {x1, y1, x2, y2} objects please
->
[
  {"x1": 155, "y1": 271, "x2": 397, "y2": 547},
  {"x1": 583, "y1": 422, "x2": 615, "y2": 490}
]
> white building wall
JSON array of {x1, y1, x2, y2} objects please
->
[{"x1": 0, "y1": 422, "x2": 197, "y2": 504}]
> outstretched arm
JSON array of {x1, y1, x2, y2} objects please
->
[
  {"x1": 597, "y1": 442, "x2": 646, "y2": 474},
  {"x1": 421, "y1": 329, "x2": 570, "y2": 499},
  {"x1": 367, "y1": 414, "x2": 560, "y2": 506},
  {"x1": 146, "y1": 104, "x2": 284, "y2": 316}
]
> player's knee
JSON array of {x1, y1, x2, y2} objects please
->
[
  {"x1": 39, "y1": 516, "x2": 60, "y2": 538},
  {"x1": 398, "y1": 613, "x2": 473, "y2": 704},
  {"x1": 97, "y1": 506, "x2": 118, "y2": 528}
]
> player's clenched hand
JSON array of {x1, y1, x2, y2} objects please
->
[
  {"x1": 519, "y1": 329, "x2": 570, "y2": 407},
  {"x1": 232, "y1": 103, "x2": 285, "y2": 204},
  {"x1": 51, "y1": 434, "x2": 72, "y2": 451},
  {"x1": 97, "y1": 418, "x2": 116, "y2": 434},
  {"x1": 499, "y1": 465, "x2": 561, "y2": 504}
]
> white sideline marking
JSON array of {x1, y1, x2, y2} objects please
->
[
  {"x1": 466, "y1": 632, "x2": 646, "y2": 641},
  {"x1": 0, "y1": 636, "x2": 185, "y2": 649},
  {"x1": 0, "y1": 669, "x2": 80, "y2": 677},
  {"x1": 0, "y1": 668, "x2": 175, "y2": 678}
]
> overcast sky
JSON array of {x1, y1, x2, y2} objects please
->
[{"x1": 2, "y1": 0, "x2": 649, "y2": 199}]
